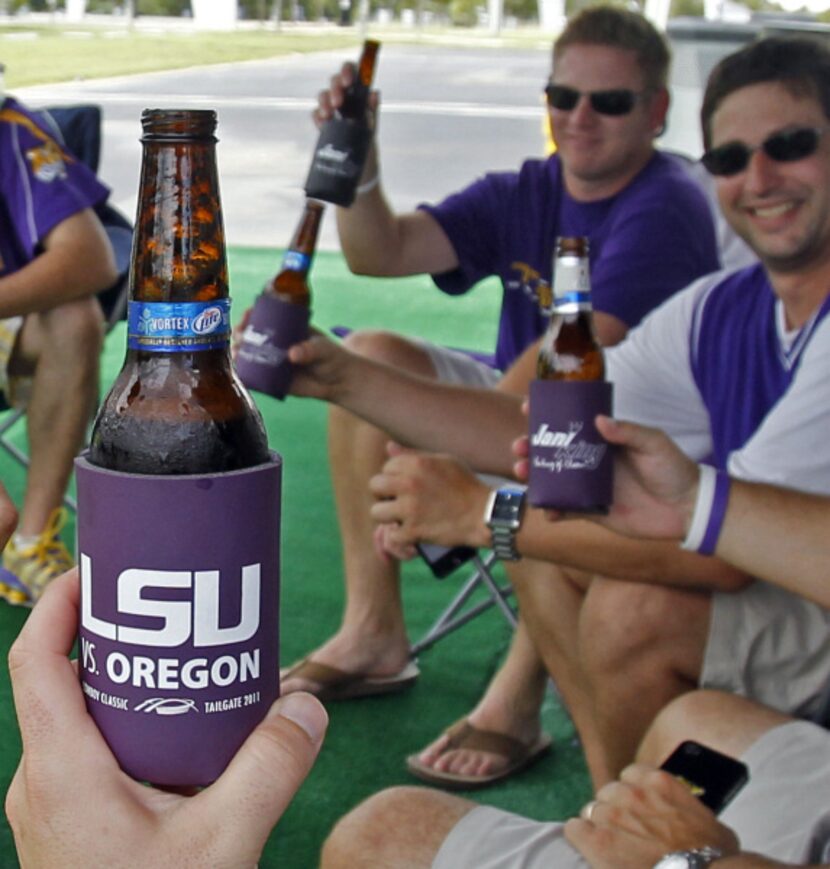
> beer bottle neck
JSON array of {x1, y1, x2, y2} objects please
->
[
  {"x1": 129, "y1": 109, "x2": 231, "y2": 356},
  {"x1": 339, "y1": 40, "x2": 379, "y2": 120},
  {"x1": 131, "y1": 115, "x2": 228, "y2": 306},
  {"x1": 275, "y1": 201, "x2": 324, "y2": 280},
  {"x1": 552, "y1": 254, "x2": 592, "y2": 314}
]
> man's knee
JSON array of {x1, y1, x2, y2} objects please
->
[
  {"x1": 343, "y1": 329, "x2": 433, "y2": 374},
  {"x1": 580, "y1": 578, "x2": 708, "y2": 676},
  {"x1": 638, "y1": 689, "x2": 792, "y2": 765},
  {"x1": 43, "y1": 297, "x2": 104, "y2": 358},
  {"x1": 321, "y1": 785, "x2": 473, "y2": 868}
]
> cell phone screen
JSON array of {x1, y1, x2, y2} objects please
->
[{"x1": 659, "y1": 739, "x2": 749, "y2": 814}]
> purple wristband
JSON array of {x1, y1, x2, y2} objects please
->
[{"x1": 698, "y1": 470, "x2": 731, "y2": 555}]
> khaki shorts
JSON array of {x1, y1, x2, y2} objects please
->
[
  {"x1": 703, "y1": 581, "x2": 830, "y2": 721},
  {"x1": 433, "y1": 720, "x2": 830, "y2": 867},
  {"x1": 0, "y1": 316, "x2": 27, "y2": 408},
  {"x1": 415, "y1": 338, "x2": 501, "y2": 390}
]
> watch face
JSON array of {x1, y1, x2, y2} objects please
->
[
  {"x1": 655, "y1": 857, "x2": 690, "y2": 869},
  {"x1": 491, "y1": 489, "x2": 525, "y2": 523}
]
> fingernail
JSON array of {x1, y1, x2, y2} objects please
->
[{"x1": 273, "y1": 693, "x2": 328, "y2": 744}]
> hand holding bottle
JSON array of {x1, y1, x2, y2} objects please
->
[
  {"x1": 6, "y1": 572, "x2": 327, "y2": 869},
  {"x1": 528, "y1": 236, "x2": 613, "y2": 512},
  {"x1": 236, "y1": 199, "x2": 324, "y2": 399},
  {"x1": 311, "y1": 58, "x2": 379, "y2": 134},
  {"x1": 305, "y1": 40, "x2": 381, "y2": 206}
]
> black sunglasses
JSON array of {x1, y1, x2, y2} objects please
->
[
  {"x1": 702, "y1": 126, "x2": 830, "y2": 177},
  {"x1": 544, "y1": 84, "x2": 647, "y2": 116}
]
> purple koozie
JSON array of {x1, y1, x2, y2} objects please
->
[
  {"x1": 235, "y1": 294, "x2": 310, "y2": 399},
  {"x1": 75, "y1": 453, "x2": 281, "y2": 787},
  {"x1": 528, "y1": 380, "x2": 613, "y2": 512}
]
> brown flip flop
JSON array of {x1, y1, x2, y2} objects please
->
[
  {"x1": 281, "y1": 657, "x2": 420, "y2": 702},
  {"x1": 406, "y1": 717, "x2": 552, "y2": 789}
]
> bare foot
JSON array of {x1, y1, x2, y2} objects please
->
[
  {"x1": 281, "y1": 628, "x2": 411, "y2": 697},
  {"x1": 414, "y1": 702, "x2": 547, "y2": 780}
]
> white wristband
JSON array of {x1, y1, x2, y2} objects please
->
[
  {"x1": 355, "y1": 174, "x2": 380, "y2": 196},
  {"x1": 680, "y1": 464, "x2": 731, "y2": 555},
  {"x1": 681, "y1": 465, "x2": 716, "y2": 552}
]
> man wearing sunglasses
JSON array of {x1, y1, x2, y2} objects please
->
[
  {"x1": 286, "y1": 33, "x2": 830, "y2": 863},
  {"x1": 283, "y1": 6, "x2": 722, "y2": 770}
]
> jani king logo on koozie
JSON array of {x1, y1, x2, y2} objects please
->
[
  {"x1": 316, "y1": 143, "x2": 349, "y2": 164},
  {"x1": 531, "y1": 421, "x2": 607, "y2": 471},
  {"x1": 80, "y1": 556, "x2": 262, "y2": 711}
]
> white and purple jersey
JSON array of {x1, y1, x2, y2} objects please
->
[
  {"x1": 0, "y1": 95, "x2": 109, "y2": 280},
  {"x1": 609, "y1": 264, "x2": 830, "y2": 494},
  {"x1": 420, "y1": 152, "x2": 720, "y2": 371}
]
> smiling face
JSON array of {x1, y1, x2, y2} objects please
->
[
  {"x1": 711, "y1": 81, "x2": 830, "y2": 278},
  {"x1": 549, "y1": 43, "x2": 668, "y2": 202}
]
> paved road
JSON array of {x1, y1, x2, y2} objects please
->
[
  {"x1": 17, "y1": 44, "x2": 556, "y2": 250},
  {"x1": 15, "y1": 37, "x2": 711, "y2": 251}
]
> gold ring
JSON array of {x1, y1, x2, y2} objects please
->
[{"x1": 582, "y1": 800, "x2": 598, "y2": 822}]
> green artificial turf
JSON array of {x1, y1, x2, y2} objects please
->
[{"x1": 0, "y1": 246, "x2": 591, "y2": 868}]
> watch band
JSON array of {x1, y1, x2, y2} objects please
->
[
  {"x1": 484, "y1": 485, "x2": 526, "y2": 562},
  {"x1": 653, "y1": 846, "x2": 725, "y2": 869}
]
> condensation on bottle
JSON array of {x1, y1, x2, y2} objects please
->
[
  {"x1": 537, "y1": 236, "x2": 605, "y2": 382},
  {"x1": 89, "y1": 108, "x2": 269, "y2": 475}
]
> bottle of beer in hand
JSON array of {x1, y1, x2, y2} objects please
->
[
  {"x1": 305, "y1": 39, "x2": 380, "y2": 207},
  {"x1": 537, "y1": 236, "x2": 604, "y2": 381},
  {"x1": 528, "y1": 236, "x2": 612, "y2": 513},
  {"x1": 89, "y1": 108, "x2": 269, "y2": 475},
  {"x1": 235, "y1": 198, "x2": 324, "y2": 399},
  {"x1": 267, "y1": 199, "x2": 324, "y2": 307}
]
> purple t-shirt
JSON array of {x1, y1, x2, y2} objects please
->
[
  {"x1": 690, "y1": 262, "x2": 830, "y2": 470},
  {"x1": 0, "y1": 96, "x2": 109, "y2": 280},
  {"x1": 421, "y1": 152, "x2": 720, "y2": 371}
]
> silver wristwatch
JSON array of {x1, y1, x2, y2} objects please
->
[
  {"x1": 484, "y1": 485, "x2": 526, "y2": 561},
  {"x1": 653, "y1": 847, "x2": 724, "y2": 869}
]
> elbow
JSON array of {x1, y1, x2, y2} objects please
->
[{"x1": 342, "y1": 249, "x2": 389, "y2": 277}]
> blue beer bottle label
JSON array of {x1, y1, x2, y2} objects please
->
[
  {"x1": 127, "y1": 299, "x2": 231, "y2": 352},
  {"x1": 553, "y1": 291, "x2": 592, "y2": 312},
  {"x1": 281, "y1": 250, "x2": 309, "y2": 272}
]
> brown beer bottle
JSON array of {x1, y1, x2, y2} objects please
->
[
  {"x1": 305, "y1": 39, "x2": 381, "y2": 207},
  {"x1": 89, "y1": 109, "x2": 269, "y2": 474},
  {"x1": 266, "y1": 199, "x2": 325, "y2": 306},
  {"x1": 537, "y1": 236, "x2": 604, "y2": 381},
  {"x1": 338, "y1": 39, "x2": 380, "y2": 120}
]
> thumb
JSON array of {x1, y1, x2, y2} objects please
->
[
  {"x1": 194, "y1": 693, "x2": 328, "y2": 857},
  {"x1": 385, "y1": 440, "x2": 412, "y2": 458},
  {"x1": 595, "y1": 415, "x2": 658, "y2": 451}
]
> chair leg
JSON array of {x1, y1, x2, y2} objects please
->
[
  {"x1": 410, "y1": 553, "x2": 516, "y2": 656},
  {"x1": 0, "y1": 410, "x2": 78, "y2": 513}
]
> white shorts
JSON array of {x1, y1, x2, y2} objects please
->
[
  {"x1": 415, "y1": 338, "x2": 501, "y2": 389},
  {"x1": 703, "y1": 581, "x2": 830, "y2": 721},
  {"x1": 432, "y1": 719, "x2": 830, "y2": 867}
]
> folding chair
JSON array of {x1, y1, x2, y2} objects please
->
[
  {"x1": 410, "y1": 550, "x2": 517, "y2": 655},
  {"x1": 327, "y1": 326, "x2": 520, "y2": 652},
  {"x1": 0, "y1": 104, "x2": 133, "y2": 510}
]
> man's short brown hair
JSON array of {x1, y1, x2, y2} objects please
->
[
  {"x1": 554, "y1": 5, "x2": 671, "y2": 92},
  {"x1": 701, "y1": 36, "x2": 830, "y2": 151}
]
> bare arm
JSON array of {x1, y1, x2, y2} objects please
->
[
  {"x1": 577, "y1": 417, "x2": 830, "y2": 610},
  {"x1": 0, "y1": 208, "x2": 117, "y2": 318},
  {"x1": 369, "y1": 449, "x2": 748, "y2": 591},
  {"x1": 316, "y1": 64, "x2": 458, "y2": 277},
  {"x1": 289, "y1": 332, "x2": 524, "y2": 476}
]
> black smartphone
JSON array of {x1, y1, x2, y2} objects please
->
[
  {"x1": 416, "y1": 542, "x2": 477, "y2": 579},
  {"x1": 660, "y1": 739, "x2": 749, "y2": 815}
]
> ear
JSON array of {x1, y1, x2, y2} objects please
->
[{"x1": 649, "y1": 87, "x2": 670, "y2": 138}]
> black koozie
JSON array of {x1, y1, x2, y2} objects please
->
[{"x1": 304, "y1": 120, "x2": 373, "y2": 207}]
